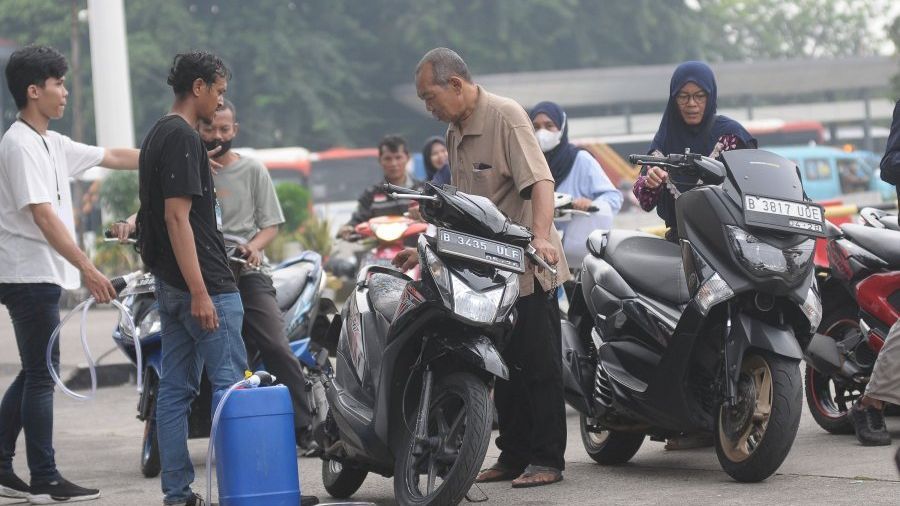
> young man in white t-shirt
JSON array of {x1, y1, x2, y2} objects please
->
[{"x1": 0, "y1": 45, "x2": 139, "y2": 504}]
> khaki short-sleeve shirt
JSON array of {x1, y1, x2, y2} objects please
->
[{"x1": 446, "y1": 86, "x2": 569, "y2": 296}]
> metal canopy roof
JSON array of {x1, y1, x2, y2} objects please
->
[{"x1": 394, "y1": 56, "x2": 898, "y2": 114}]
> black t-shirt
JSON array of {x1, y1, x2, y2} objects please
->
[{"x1": 137, "y1": 115, "x2": 236, "y2": 294}]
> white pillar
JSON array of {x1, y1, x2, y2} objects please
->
[{"x1": 83, "y1": 0, "x2": 134, "y2": 180}]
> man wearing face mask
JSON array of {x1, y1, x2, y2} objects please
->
[{"x1": 200, "y1": 99, "x2": 320, "y2": 454}]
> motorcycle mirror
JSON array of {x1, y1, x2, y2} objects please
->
[{"x1": 695, "y1": 156, "x2": 726, "y2": 185}]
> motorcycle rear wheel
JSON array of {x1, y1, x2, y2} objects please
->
[
  {"x1": 715, "y1": 352, "x2": 801, "y2": 482},
  {"x1": 804, "y1": 314, "x2": 862, "y2": 434},
  {"x1": 394, "y1": 372, "x2": 491, "y2": 506},
  {"x1": 579, "y1": 415, "x2": 644, "y2": 465}
]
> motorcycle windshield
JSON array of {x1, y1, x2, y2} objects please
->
[
  {"x1": 722, "y1": 149, "x2": 825, "y2": 237},
  {"x1": 722, "y1": 149, "x2": 805, "y2": 201},
  {"x1": 432, "y1": 186, "x2": 533, "y2": 244}
]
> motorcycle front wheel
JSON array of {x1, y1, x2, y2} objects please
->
[
  {"x1": 394, "y1": 372, "x2": 491, "y2": 506},
  {"x1": 715, "y1": 352, "x2": 802, "y2": 482}
]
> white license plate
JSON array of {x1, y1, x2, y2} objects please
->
[{"x1": 744, "y1": 195, "x2": 823, "y2": 222}]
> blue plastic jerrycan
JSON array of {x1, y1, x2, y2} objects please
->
[{"x1": 213, "y1": 384, "x2": 300, "y2": 506}]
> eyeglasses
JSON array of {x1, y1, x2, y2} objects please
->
[{"x1": 675, "y1": 92, "x2": 708, "y2": 105}]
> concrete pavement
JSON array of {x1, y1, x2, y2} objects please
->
[{"x1": 1, "y1": 307, "x2": 898, "y2": 505}]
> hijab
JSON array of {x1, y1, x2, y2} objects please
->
[
  {"x1": 649, "y1": 61, "x2": 756, "y2": 228},
  {"x1": 529, "y1": 101, "x2": 582, "y2": 188},
  {"x1": 422, "y1": 136, "x2": 449, "y2": 181}
]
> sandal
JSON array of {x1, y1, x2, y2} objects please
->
[
  {"x1": 475, "y1": 463, "x2": 522, "y2": 483},
  {"x1": 510, "y1": 465, "x2": 563, "y2": 488}
]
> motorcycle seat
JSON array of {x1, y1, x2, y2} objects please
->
[
  {"x1": 271, "y1": 262, "x2": 314, "y2": 311},
  {"x1": 603, "y1": 230, "x2": 690, "y2": 305},
  {"x1": 369, "y1": 272, "x2": 410, "y2": 322},
  {"x1": 841, "y1": 224, "x2": 900, "y2": 267}
]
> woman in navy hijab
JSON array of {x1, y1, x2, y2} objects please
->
[{"x1": 633, "y1": 61, "x2": 756, "y2": 240}]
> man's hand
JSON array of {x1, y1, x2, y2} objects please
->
[
  {"x1": 110, "y1": 221, "x2": 136, "y2": 243},
  {"x1": 644, "y1": 166, "x2": 668, "y2": 189},
  {"x1": 207, "y1": 146, "x2": 223, "y2": 174},
  {"x1": 192, "y1": 293, "x2": 219, "y2": 331},
  {"x1": 82, "y1": 265, "x2": 117, "y2": 303},
  {"x1": 338, "y1": 225, "x2": 355, "y2": 240},
  {"x1": 392, "y1": 247, "x2": 418, "y2": 272},
  {"x1": 530, "y1": 236, "x2": 559, "y2": 273},
  {"x1": 572, "y1": 197, "x2": 594, "y2": 212},
  {"x1": 238, "y1": 243, "x2": 263, "y2": 268}
]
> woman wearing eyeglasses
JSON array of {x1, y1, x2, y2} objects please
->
[{"x1": 633, "y1": 61, "x2": 757, "y2": 241}]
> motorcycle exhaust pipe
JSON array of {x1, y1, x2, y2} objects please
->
[{"x1": 804, "y1": 333, "x2": 861, "y2": 380}]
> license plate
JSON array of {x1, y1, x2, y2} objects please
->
[
  {"x1": 436, "y1": 228, "x2": 525, "y2": 273},
  {"x1": 743, "y1": 195, "x2": 825, "y2": 237}
]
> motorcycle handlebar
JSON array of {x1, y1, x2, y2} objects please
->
[{"x1": 381, "y1": 183, "x2": 422, "y2": 195}]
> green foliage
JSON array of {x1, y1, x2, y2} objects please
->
[
  {"x1": 697, "y1": 0, "x2": 883, "y2": 60},
  {"x1": 99, "y1": 170, "x2": 139, "y2": 220},
  {"x1": 0, "y1": 0, "x2": 891, "y2": 149},
  {"x1": 297, "y1": 214, "x2": 334, "y2": 258},
  {"x1": 275, "y1": 182, "x2": 311, "y2": 231}
]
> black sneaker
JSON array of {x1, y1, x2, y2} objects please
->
[
  {"x1": 849, "y1": 401, "x2": 892, "y2": 446},
  {"x1": 183, "y1": 492, "x2": 215, "y2": 506},
  {"x1": 0, "y1": 472, "x2": 29, "y2": 499},
  {"x1": 301, "y1": 495, "x2": 320, "y2": 506},
  {"x1": 27, "y1": 476, "x2": 100, "y2": 504}
]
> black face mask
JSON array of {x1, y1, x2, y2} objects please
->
[{"x1": 203, "y1": 138, "x2": 232, "y2": 157}]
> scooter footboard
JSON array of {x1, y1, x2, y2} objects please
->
[{"x1": 561, "y1": 320, "x2": 594, "y2": 415}]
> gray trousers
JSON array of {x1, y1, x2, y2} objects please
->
[{"x1": 866, "y1": 319, "x2": 900, "y2": 406}]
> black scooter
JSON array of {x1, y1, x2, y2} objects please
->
[
  {"x1": 563, "y1": 150, "x2": 824, "y2": 482},
  {"x1": 313, "y1": 182, "x2": 553, "y2": 505}
]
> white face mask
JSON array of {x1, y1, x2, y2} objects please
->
[
  {"x1": 535, "y1": 128, "x2": 562, "y2": 153},
  {"x1": 534, "y1": 112, "x2": 566, "y2": 153}
]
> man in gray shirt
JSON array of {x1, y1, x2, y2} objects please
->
[{"x1": 198, "y1": 99, "x2": 317, "y2": 451}]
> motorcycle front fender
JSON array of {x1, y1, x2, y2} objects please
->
[
  {"x1": 727, "y1": 311, "x2": 803, "y2": 384},
  {"x1": 438, "y1": 335, "x2": 509, "y2": 380}
]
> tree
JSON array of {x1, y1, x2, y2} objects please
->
[{"x1": 696, "y1": 0, "x2": 885, "y2": 60}]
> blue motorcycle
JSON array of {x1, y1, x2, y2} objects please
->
[{"x1": 109, "y1": 236, "x2": 334, "y2": 477}]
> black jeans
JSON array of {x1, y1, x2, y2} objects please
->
[
  {"x1": 238, "y1": 272, "x2": 313, "y2": 431},
  {"x1": 494, "y1": 283, "x2": 567, "y2": 471},
  {"x1": 0, "y1": 283, "x2": 63, "y2": 484}
]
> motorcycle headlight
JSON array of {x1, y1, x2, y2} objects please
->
[
  {"x1": 138, "y1": 308, "x2": 161, "y2": 340},
  {"x1": 451, "y1": 274, "x2": 505, "y2": 324},
  {"x1": 423, "y1": 244, "x2": 452, "y2": 307},
  {"x1": 695, "y1": 272, "x2": 734, "y2": 315},
  {"x1": 800, "y1": 285, "x2": 822, "y2": 330},
  {"x1": 726, "y1": 226, "x2": 815, "y2": 282},
  {"x1": 372, "y1": 222, "x2": 408, "y2": 243}
]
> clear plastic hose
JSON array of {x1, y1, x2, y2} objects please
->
[{"x1": 46, "y1": 296, "x2": 142, "y2": 401}]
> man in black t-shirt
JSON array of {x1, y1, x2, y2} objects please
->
[{"x1": 137, "y1": 51, "x2": 247, "y2": 506}]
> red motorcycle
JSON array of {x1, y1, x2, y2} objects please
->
[
  {"x1": 805, "y1": 208, "x2": 900, "y2": 433},
  {"x1": 349, "y1": 215, "x2": 427, "y2": 278}
]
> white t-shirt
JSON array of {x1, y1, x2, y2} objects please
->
[{"x1": 0, "y1": 120, "x2": 105, "y2": 289}]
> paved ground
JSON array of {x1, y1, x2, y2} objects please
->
[{"x1": 2, "y1": 307, "x2": 899, "y2": 505}]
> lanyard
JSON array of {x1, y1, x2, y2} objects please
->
[{"x1": 18, "y1": 117, "x2": 62, "y2": 204}]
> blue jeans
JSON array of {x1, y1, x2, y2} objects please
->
[
  {"x1": 0, "y1": 283, "x2": 63, "y2": 484},
  {"x1": 155, "y1": 281, "x2": 247, "y2": 505}
]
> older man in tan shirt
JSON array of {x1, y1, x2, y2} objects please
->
[{"x1": 395, "y1": 47, "x2": 569, "y2": 488}]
